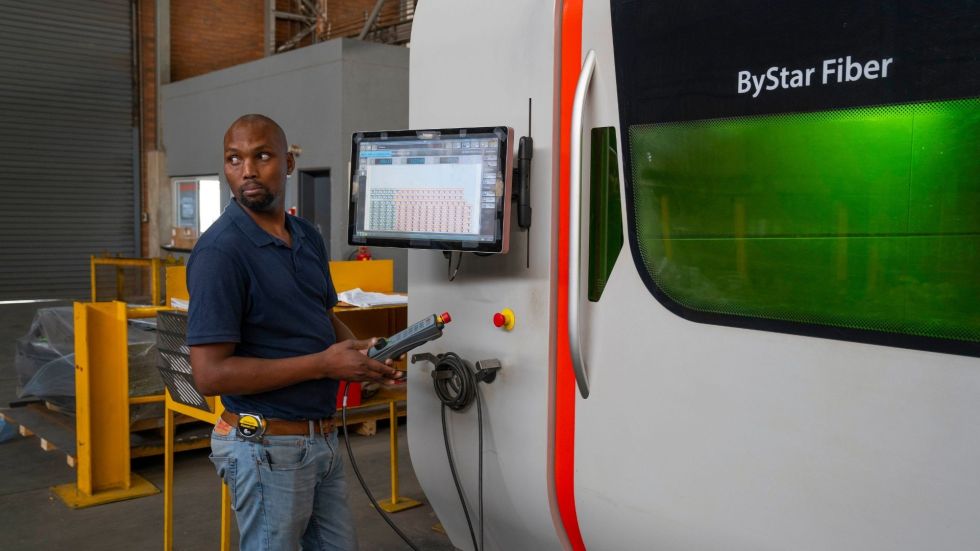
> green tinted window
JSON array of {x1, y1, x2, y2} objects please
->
[
  {"x1": 589, "y1": 127, "x2": 623, "y2": 302},
  {"x1": 630, "y1": 98, "x2": 980, "y2": 345}
]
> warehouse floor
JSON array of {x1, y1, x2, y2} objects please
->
[{"x1": 0, "y1": 302, "x2": 455, "y2": 551}]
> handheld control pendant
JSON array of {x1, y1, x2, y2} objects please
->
[{"x1": 369, "y1": 312, "x2": 451, "y2": 365}]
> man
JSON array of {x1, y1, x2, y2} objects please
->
[{"x1": 187, "y1": 114, "x2": 401, "y2": 551}]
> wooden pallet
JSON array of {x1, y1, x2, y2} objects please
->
[
  {"x1": 43, "y1": 399, "x2": 203, "y2": 433},
  {"x1": 2, "y1": 382, "x2": 409, "y2": 466},
  {"x1": 342, "y1": 385, "x2": 408, "y2": 437},
  {"x1": 0, "y1": 403, "x2": 211, "y2": 468}
]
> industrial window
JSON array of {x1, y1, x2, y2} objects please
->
[
  {"x1": 626, "y1": 98, "x2": 980, "y2": 349},
  {"x1": 172, "y1": 176, "x2": 222, "y2": 232}
]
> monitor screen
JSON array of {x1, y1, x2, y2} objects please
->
[{"x1": 348, "y1": 127, "x2": 513, "y2": 253}]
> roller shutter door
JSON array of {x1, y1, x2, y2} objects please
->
[{"x1": 0, "y1": 0, "x2": 136, "y2": 300}]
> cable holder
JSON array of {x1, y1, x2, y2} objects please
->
[
  {"x1": 412, "y1": 353, "x2": 502, "y2": 386},
  {"x1": 474, "y1": 359, "x2": 501, "y2": 384}
]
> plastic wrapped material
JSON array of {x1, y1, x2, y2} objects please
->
[
  {"x1": 14, "y1": 307, "x2": 75, "y2": 411},
  {"x1": 14, "y1": 307, "x2": 165, "y2": 420},
  {"x1": 0, "y1": 418, "x2": 20, "y2": 443}
]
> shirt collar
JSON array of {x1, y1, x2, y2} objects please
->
[
  {"x1": 227, "y1": 199, "x2": 304, "y2": 248},
  {"x1": 285, "y1": 212, "x2": 306, "y2": 251}
]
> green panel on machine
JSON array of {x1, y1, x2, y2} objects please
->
[
  {"x1": 589, "y1": 127, "x2": 623, "y2": 302},
  {"x1": 629, "y1": 97, "x2": 980, "y2": 343}
]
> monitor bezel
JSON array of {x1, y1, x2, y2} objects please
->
[{"x1": 347, "y1": 127, "x2": 514, "y2": 254}]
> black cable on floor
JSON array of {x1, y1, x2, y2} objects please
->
[
  {"x1": 475, "y1": 372, "x2": 485, "y2": 551},
  {"x1": 343, "y1": 351, "x2": 487, "y2": 551},
  {"x1": 433, "y1": 352, "x2": 484, "y2": 551},
  {"x1": 441, "y1": 403, "x2": 479, "y2": 551},
  {"x1": 341, "y1": 383, "x2": 422, "y2": 551}
]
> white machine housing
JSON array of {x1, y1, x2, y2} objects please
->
[{"x1": 405, "y1": 2, "x2": 980, "y2": 551}]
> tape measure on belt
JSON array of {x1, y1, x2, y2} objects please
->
[{"x1": 237, "y1": 412, "x2": 266, "y2": 440}]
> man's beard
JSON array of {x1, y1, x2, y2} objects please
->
[{"x1": 237, "y1": 183, "x2": 277, "y2": 212}]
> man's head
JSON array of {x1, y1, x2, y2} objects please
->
[{"x1": 223, "y1": 114, "x2": 295, "y2": 213}]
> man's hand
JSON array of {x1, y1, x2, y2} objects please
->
[
  {"x1": 189, "y1": 337, "x2": 403, "y2": 397},
  {"x1": 319, "y1": 338, "x2": 403, "y2": 383}
]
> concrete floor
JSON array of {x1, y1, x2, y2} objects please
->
[{"x1": 0, "y1": 302, "x2": 455, "y2": 550}]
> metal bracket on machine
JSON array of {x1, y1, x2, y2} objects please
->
[
  {"x1": 511, "y1": 134, "x2": 533, "y2": 231},
  {"x1": 411, "y1": 352, "x2": 439, "y2": 366},
  {"x1": 474, "y1": 358, "x2": 502, "y2": 384},
  {"x1": 411, "y1": 353, "x2": 502, "y2": 385},
  {"x1": 512, "y1": 98, "x2": 534, "y2": 268}
]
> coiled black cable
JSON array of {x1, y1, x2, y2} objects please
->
[
  {"x1": 432, "y1": 352, "x2": 476, "y2": 411},
  {"x1": 342, "y1": 352, "x2": 487, "y2": 551}
]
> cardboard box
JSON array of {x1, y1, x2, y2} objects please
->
[{"x1": 170, "y1": 226, "x2": 198, "y2": 250}]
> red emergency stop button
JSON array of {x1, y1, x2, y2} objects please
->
[
  {"x1": 492, "y1": 308, "x2": 515, "y2": 331},
  {"x1": 438, "y1": 311, "x2": 452, "y2": 324}
]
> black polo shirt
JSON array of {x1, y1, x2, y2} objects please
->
[{"x1": 186, "y1": 199, "x2": 339, "y2": 420}]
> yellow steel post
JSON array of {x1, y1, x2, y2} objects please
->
[
  {"x1": 151, "y1": 257, "x2": 161, "y2": 306},
  {"x1": 129, "y1": 394, "x2": 165, "y2": 405},
  {"x1": 389, "y1": 400, "x2": 398, "y2": 501},
  {"x1": 52, "y1": 301, "x2": 158, "y2": 508},
  {"x1": 164, "y1": 392, "x2": 175, "y2": 551},
  {"x1": 116, "y1": 264, "x2": 125, "y2": 301},
  {"x1": 90, "y1": 256, "x2": 97, "y2": 302},
  {"x1": 220, "y1": 482, "x2": 232, "y2": 551},
  {"x1": 166, "y1": 265, "x2": 189, "y2": 307},
  {"x1": 127, "y1": 305, "x2": 171, "y2": 319},
  {"x1": 378, "y1": 399, "x2": 422, "y2": 513}
]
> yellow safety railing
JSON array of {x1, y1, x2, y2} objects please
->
[
  {"x1": 91, "y1": 254, "x2": 183, "y2": 305},
  {"x1": 163, "y1": 390, "x2": 229, "y2": 551},
  {"x1": 51, "y1": 302, "x2": 170, "y2": 508},
  {"x1": 162, "y1": 265, "x2": 230, "y2": 550}
]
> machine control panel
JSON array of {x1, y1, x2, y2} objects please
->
[{"x1": 369, "y1": 312, "x2": 451, "y2": 365}]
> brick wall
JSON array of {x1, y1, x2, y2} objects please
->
[
  {"x1": 275, "y1": 0, "x2": 405, "y2": 50},
  {"x1": 139, "y1": 0, "x2": 156, "y2": 256},
  {"x1": 326, "y1": 0, "x2": 391, "y2": 25},
  {"x1": 141, "y1": 0, "x2": 266, "y2": 253},
  {"x1": 171, "y1": 0, "x2": 266, "y2": 81},
  {"x1": 136, "y1": 0, "x2": 408, "y2": 254},
  {"x1": 167, "y1": 1, "x2": 404, "y2": 80}
]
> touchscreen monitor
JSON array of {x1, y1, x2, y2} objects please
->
[{"x1": 348, "y1": 127, "x2": 513, "y2": 253}]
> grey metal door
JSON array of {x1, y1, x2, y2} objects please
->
[
  {"x1": 298, "y1": 168, "x2": 331, "y2": 257},
  {"x1": 0, "y1": 0, "x2": 137, "y2": 300}
]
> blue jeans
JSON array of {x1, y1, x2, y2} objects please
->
[{"x1": 210, "y1": 419, "x2": 357, "y2": 551}]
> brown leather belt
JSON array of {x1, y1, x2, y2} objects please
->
[{"x1": 220, "y1": 410, "x2": 336, "y2": 436}]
